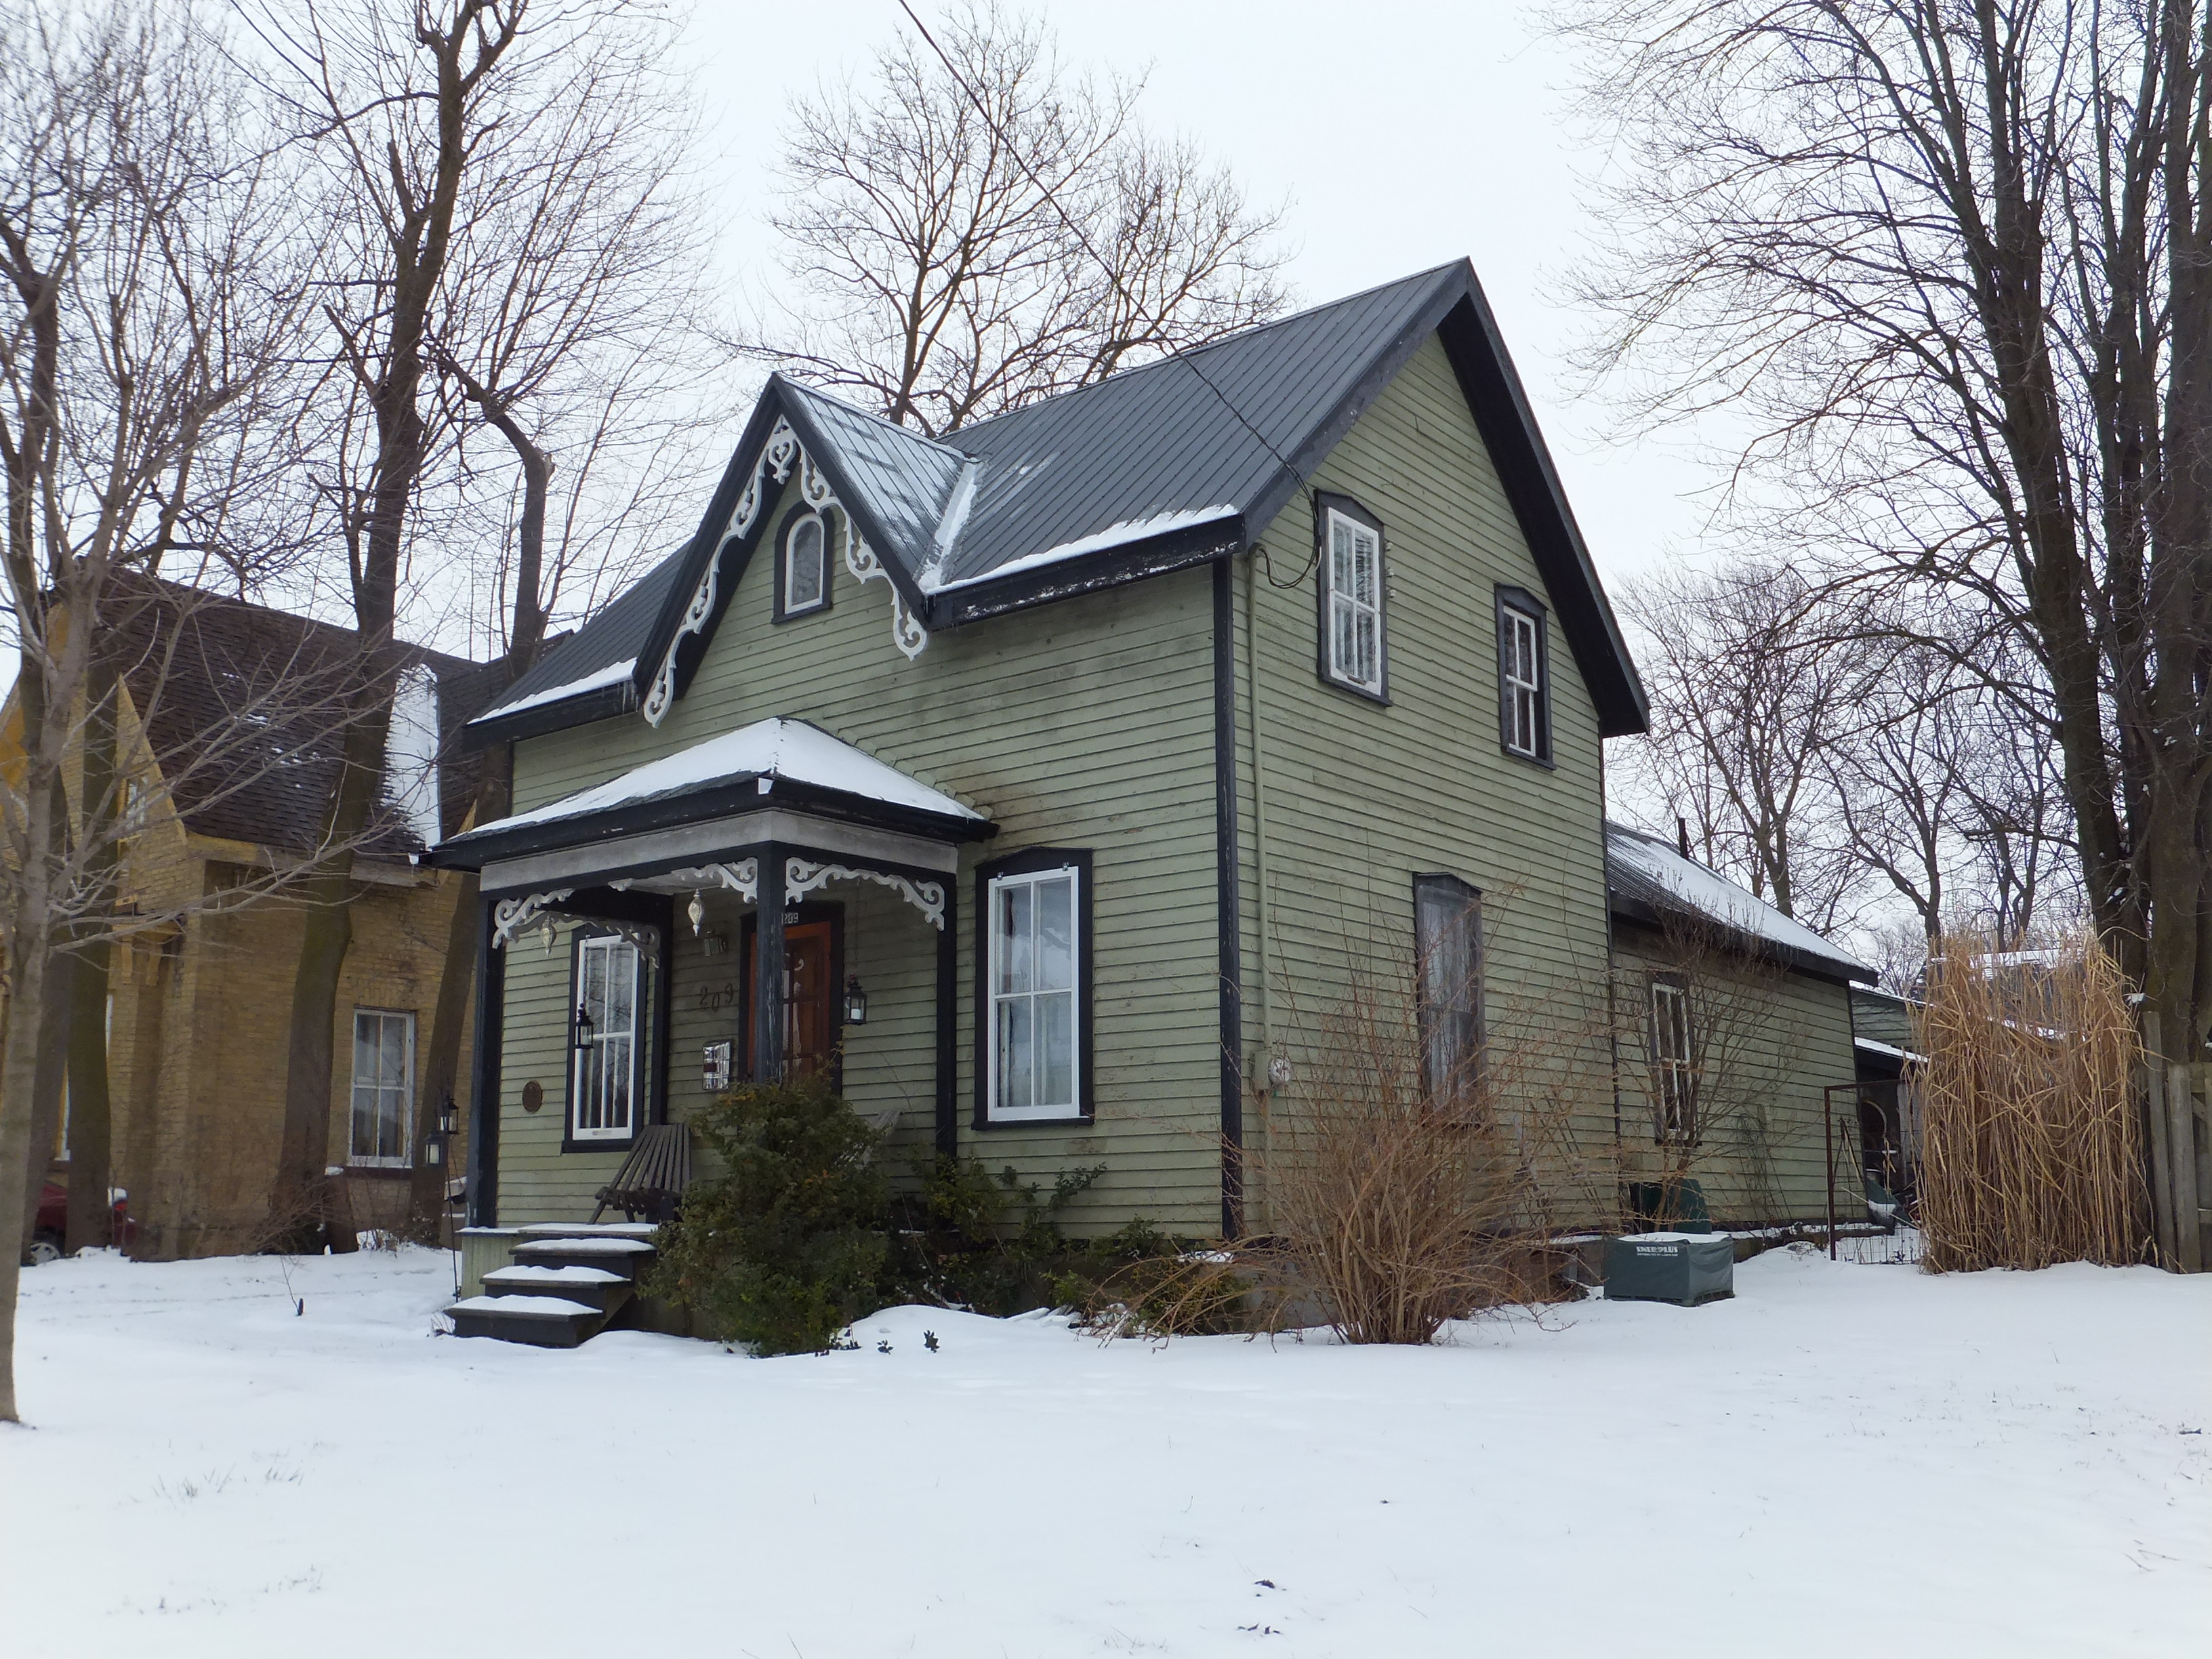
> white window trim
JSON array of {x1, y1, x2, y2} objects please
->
[
  {"x1": 1322, "y1": 506, "x2": 1385, "y2": 696},
  {"x1": 783, "y1": 510, "x2": 830, "y2": 617},
  {"x1": 349, "y1": 1008, "x2": 415, "y2": 1168},
  {"x1": 1501, "y1": 602, "x2": 1544, "y2": 759},
  {"x1": 985, "y1": 863, "x2": 1084, "y2": 1123},
  {"x1": 1651, "y1": 977, "x2": 1694, "y2": 1140},
  {"x1": 571, "y1": 934, "x2": 641, "y2": 1142}
]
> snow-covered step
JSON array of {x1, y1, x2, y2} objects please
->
[
  {"x1": 514, "y1": 1221, "x2": 659, "y2": 1241},
  {"x1": 511, "y1": 1236, "x2": 657, "y2": 1277},
  {"x1": 480, "y1": 1264, "x2": 632, "y2": 1315},
  {"x1": 445, "y1": 1293, "x2": 603, "y2": 1349}
]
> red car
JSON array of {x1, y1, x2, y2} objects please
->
[{"x1": 24, "y1": 1181, "x2": 135, "y2": 1265}]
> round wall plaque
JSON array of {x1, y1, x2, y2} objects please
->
[{"x1": 520, "y1": 1080, "x2": 544, "y2": 1113}]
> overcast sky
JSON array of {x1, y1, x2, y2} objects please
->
[{"x1": 680, "y1": 0, "x2": 1713, "y2": 592}]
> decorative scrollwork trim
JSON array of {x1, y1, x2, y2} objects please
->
[
  {"x1": 785, "y1": 857, "x2": 945, "y2": 930},
  {"x1": 661, "y1": 859, "x2": 758, "y2": 905},
  {"x1": 491, "y1": 888, "x2": 575, "y2": 951}
]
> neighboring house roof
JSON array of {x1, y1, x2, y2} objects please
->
[
  {"x1": 1605, "y1": 821, "x2": 1875, "y2": 985},
  {"x1": 101, "y1": 573, "x2": 499, "y2": 859},
  {"x1": 432, "y1": 716, "x2": 993, "y2": 871},
  {"x1": 472, "y1": 260, "x2": 1649, "y2": 744}
]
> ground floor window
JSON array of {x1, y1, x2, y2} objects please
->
[
  {"x1": 572, "y1": 933, "x2": 641, "y2": 1141},
  {"x1": 1650, "y1": 974, "x2": 1696, "y2": 1140},
  {"x1": 1414, "y1": 874, "x2": 1483, "y2": 1109},
  {"x1": 350, "y1": 1008, "x2": 414, "y2": 1166},
  {"x1": 982, "y1": 854, "x2": 1088, "y2": 1122}
]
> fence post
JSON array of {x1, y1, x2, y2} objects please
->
[
  {"x1": 2170, "y1": 1060, "x2": 2202, "y2": 1274},
  {"x1": 1824, "y1": 1088, "x2": 1837, "y2": 1260}
]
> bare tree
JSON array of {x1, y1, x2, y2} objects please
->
[
  {"x1": 0, "y1": 0, "x2": 312, "y2": 1422},
  {"x1": 763, "y1": 1, "x2": 1290, "y2": 436},
  {"x1": 1562, "y1": 1, "x2": 2212, "y2": 1259},
  {"x1": 1614, "y1": 554, "x2": 1870, "y2": 929},
  {"x1": 408, "y1": 7, "x2": 719, "y2": 1231}
]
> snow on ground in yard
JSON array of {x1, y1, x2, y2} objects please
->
[{"x1": 3, "y1": 1246, "x2": 2205, "y2": 1657}]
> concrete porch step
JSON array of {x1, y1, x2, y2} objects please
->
[
  {"x1": 480, "y1": 1264, "x2": 633, "y2": 1315},
  {"x1": 446, "y1": 1293, "x2": 604, "y2": 1349}
]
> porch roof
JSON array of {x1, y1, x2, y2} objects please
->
[{"x1": 425, "y1": 717, "x2": 990, "y2": 874}]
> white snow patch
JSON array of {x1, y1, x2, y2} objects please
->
[
  {"x1": 1611, "y1": 825, "x2": 1872, "y2": 977},
  {"x1": 8, "y1": 1247, "x2": 2207, "y2": 1656},
  {"x1": 457, "y1": 716, "x2": 985, "y2": 841},
  {"x1": 446, "y1": 1293, "x2": 594, "y2": 1316},
  {"x1": 1855, "y1": 1036, "x2": 1926, "y2": 1063},
  {"x1": 920, "y1": 503, "x2": 1240, "y2": 592},
  {"x1": 381, "y1": 665, "x2": 443, "y2": 848},
  {"x1": 472, "y1": 655, "x2": 636, "y2": 724}
]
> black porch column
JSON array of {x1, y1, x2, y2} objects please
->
[
  {"x1": 752, "y1": 844, "x2": 785, "y2": 1082},
  {"x1": 934, "y1": 874, "x2": 958, "y2": 1158},
  {"x1": 464, "y1": 893, "x2": 503, "y2": 1228}
]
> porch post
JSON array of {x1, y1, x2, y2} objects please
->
[
  {"x1": 464, "y1": 893, "x2": 503, "y2": 1228},
  {"x1": 935, "y1": 872, "x2": 958, "y2": 1158},
  {"x1": 752, "y1": 843, "x2": 786, "y2": 1082}
]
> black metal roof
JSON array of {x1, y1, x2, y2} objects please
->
[{"x1": 472, "y1": 261, "x2": 1647, "y2": 742}]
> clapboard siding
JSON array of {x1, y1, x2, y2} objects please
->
[
  {"x1": 1235, "y1": 335, "x2": 1620, "y2": 1229},
  {"x1": 503, "y1": 464, "x2": 1225, "y2": 1235},
  {"x1": 1613, "y1": 926, "x2": 1859, "y2": 1225}
]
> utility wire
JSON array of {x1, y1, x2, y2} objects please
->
[{"x1": 894, "y1": 0, "x2": 1315, "y2": 513}]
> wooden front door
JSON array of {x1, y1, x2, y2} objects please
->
[{"x1": 741, "y1": 914, "x2": 842, "y2": 1083}]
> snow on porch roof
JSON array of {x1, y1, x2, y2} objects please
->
[{"x1": 442, "y1": 717, "x2": 987, "y2": 851}]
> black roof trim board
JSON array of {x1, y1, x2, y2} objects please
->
[{"x1": 482, "y1": 260, "x2": 1649, "y2": 741}]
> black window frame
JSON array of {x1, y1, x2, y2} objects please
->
[
  {"x1": 1313, "y1": 491, "x2": 1391, "y2": 705},
  {"x1": 1495, "y1": 585, "x2": 1553, "y2": 766},
  {"x1": 972, "y1": 846, "x2": 1095, "y2": 1129},
  {"x1": 772, "y1": 502, "x2": 834, "y2": 623},
  {"x1": 1647, "y1": 970, "x2": 1698, "y2": 1143},
  {"x1": 1412, "y1": 873, "x2": 1485, "y2": 1111}
]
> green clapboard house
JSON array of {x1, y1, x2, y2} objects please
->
[{"x1": 429, "y1": 260, "x2": 1877, "y2": 1298}]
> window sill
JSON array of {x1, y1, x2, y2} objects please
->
[
  {"x1": 1500, "y1": 744, "x2": 1556, "y2": 771},
  {"x1": 976, "y1": 1110, "x2": 1094, "y2": 1130},
  {"x1": 1319, "y1": 673, "x2": 1391, "y2": 708}
]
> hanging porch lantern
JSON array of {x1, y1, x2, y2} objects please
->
[{"x1": 844, "y1": 975, "x2": 868, "y2": 1025}]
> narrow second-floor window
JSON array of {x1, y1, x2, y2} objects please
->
[
  {"x1": 779, "y1": 509, "x2": 830, "y2": 619},
  {"x1": 1498, "y1": 594, "x2": 1549, "y2": 762},
  {"x1": 1319, "y1": 502, "x2": 1386, "y2": 697}
]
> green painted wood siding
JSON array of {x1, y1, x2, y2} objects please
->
[
  {"x1": 1234, "y1": 334, "x2": 1621, "y2": 1229},
  {"x1": 501, "y1": 466, "x2": 1227, "y2": 1234},
  {"x1": 1612, "y1": 926, "x2": 1860, "y2": 1223}
]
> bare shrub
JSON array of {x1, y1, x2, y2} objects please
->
[{"x1": 1915, "y1": 930, "x2": 2149, "y2": 1271}]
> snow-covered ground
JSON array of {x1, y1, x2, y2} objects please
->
[{"x1": 4, "y1": 1244, "x2": 2205, "y2": 1657}]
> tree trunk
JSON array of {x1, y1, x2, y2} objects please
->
[
  {"x1": 16, "y1": 943, "x2": 71, "y2": 1258},
  {"x1": 64, "y1": 649, "x2": 119, "y2": 1253}
]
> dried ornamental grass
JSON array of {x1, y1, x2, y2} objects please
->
[{"x1": 1914, "y1": 930, "x2": 2149, "y2": 1272}]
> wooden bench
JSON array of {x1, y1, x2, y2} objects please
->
[{"x1": 590, "y1": 1122, "x2": 693, "y2": 1224}]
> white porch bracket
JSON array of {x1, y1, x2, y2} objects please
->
[
  {"x1": 785, "y1": 856, "x2": 947, "y2": 930},
  {"x1": 491, "y1": 888, "x2": 574, "y2": 951}
]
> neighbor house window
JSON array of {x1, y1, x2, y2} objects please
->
[
  {"x1": 1318, "y1": 498, "x2": 1386, "y2": 697},
  {"x1": 1414, "y1": 875, "x2": 1483, "y2": 1109},
  {"x1": 350, "y1": 1009, "x2": 414, "y2": 1166},
  {"x1": 1650, "y1": 974, "x2": 1695, "y2": 1140},
  {"x1": 572, "y1": 933, "x2": 640, "y2": 1141},
  {"x1": 778, "y1": 508, "x2": 830, "y2": 620},
  {"x1": 1498, "y1": 591, "x2": 1550, "y2": 762},
  {"x1": 982, "y1": 856, "x2": 1087, "y2": 1122}
]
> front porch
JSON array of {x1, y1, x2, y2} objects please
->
[{"x1": 428, "y1": 717, "x2": 994, "y2": 1244}]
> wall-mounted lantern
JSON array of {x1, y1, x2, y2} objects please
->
[{"x1": 571, "y1": 1003, "x2": 594, "y2": 1050}]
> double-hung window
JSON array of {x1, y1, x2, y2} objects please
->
[
  {"x1": 350, "y1": 1009, "x2": 414, "y2": 1166},
  {"x1": 1498, "y1": 591, "x2": 1550, "y2": 762},
  {"x1": 572, "y1": 933, "x2": 640, "y2": 1141},
  {"x1": 1319, "y1": 499, "x2": 1386, "y2": 698},
  {"x1": 778, "y1": 508, "x2": 830, "y2": 620},
  {"x1": 1650, "y1": 974, "x2": 1696, "y2": 1140},
  {"x1": 983, "y1": 856, "x2": 1086, "y2": 1122}
]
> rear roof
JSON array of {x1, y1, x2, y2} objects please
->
[{"x1": 1605, "y1": 822, "x2": 1874, "y2": 983}]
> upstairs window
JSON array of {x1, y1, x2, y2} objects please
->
[
  {"x1": 1497, "y1": 590, "x2": 1551, "y2": 762},
  {"x1": 571, "y1": 933, "x2": 641, "y2": 1142},
  {"x1": 1650, "y1": 974, "x2": 1696, "y2": 1141},
  {"x1": 1317, "y1": 497, "x2": 1387, "y2": 699},
  {"x1": 777, "y1": 508, "x2": 830, "y2": 621}
]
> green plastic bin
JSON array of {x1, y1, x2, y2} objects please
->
[{"x1": 1603, "y1": 1232, "x2": 1735, "y2": 1306}]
